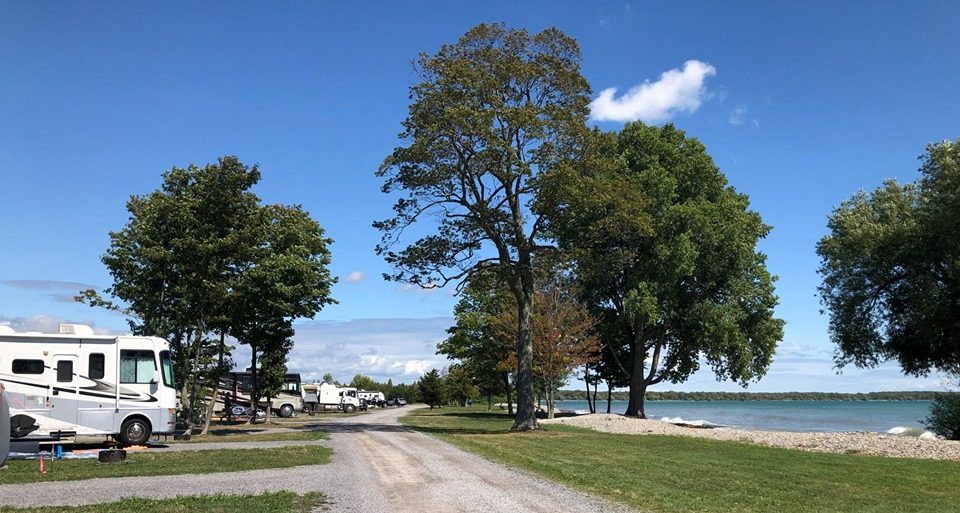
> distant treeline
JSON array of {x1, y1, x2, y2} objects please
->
[{"x1": 552, "y1": 390, "x2": 944, "y2": 401}]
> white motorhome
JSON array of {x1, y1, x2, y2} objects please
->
[
  {"x1": 0, "y1": 324, "x2": 178, "y2": 445},
  {"x1": 301, "y1": 382, "x2": 361, "y2": 413}
]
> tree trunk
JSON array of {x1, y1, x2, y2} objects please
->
[
  {"x1": 487, "y1": 391, "x2": 493, "y2": 411},
  {"x1": 185, "y1": 327, "x2": 204, "y2": 432},
  {"x1": 198, "y1": 332, "x2": 227, "y2": 435},
  {"x1": 198, "y1": 386, "x2": 218, "y2": 435},
  {"x1": 503, "y1": 372, "x2": 514, "y2": 416},
  {"x1": 547, "y1": 386, "x2": 555, "y2": 419},
  {"x1": 625, "y1": 340, "x2": 647, "y2": 418},
  {"x1": 511, "y1": 265, "x2": 538, "y2": 431},
  {"x1": 607, "y1": 385, "x2": 613, "y2": 414},
  {"x1": 249, "y1": 343, "x2": 259, "y2": 424},
  {"x1": 584, "y1": 366, "x2": 594, "y2": 414},
  {"x1": 590, "y1": 379, "x2": 600, "y2": 413}
]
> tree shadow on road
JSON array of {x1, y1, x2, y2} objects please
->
[
  {"x1": 402, "y1": 410, "x2": 518, "y2": 435},
  {"x1": 308, "y1": 423, "x2": 411, "y2": 434}
]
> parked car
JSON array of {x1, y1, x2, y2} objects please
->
[{"x1": 395, "y1": 398, "x2": 407, "y2": 406}]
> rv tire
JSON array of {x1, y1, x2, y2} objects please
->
[
  {"x1": 279, "y1": 404, "x2": 295, "y2": 418},
  {"x1": 344, "y1": 404, "x2": 356, "y2": 413},
  {"x1": 118, "y1": 417, "x2": 151, "y2": 446}
]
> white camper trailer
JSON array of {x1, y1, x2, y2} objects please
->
[
  {"x1": 0, "y1": 324, "x2": 178, "y2": 445},
  {"x1": 358, "y1": 390, "x2": 385, "y2": 406}
]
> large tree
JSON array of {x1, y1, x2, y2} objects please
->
[
  {"x1": 81, "y1": 157, "x2": 262, "y2": 428},
  {"x1": 375, "y1": 23, "x2": 592, "y2": 430},
  {"x1": 546, "y1": 123, "x2": 783, "y2": 418},
  {"x1": 81, "y1": 157, "x2": 336, "y2": 429},
  {"x1": 817, "y1": 139, "x2": 960, "y2": 377}
]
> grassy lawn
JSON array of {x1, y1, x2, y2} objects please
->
[
  {"x1": 170, "y1": 428, "x2": 328, "y2": 443},
  {"x1": 0, "y1": 492, "x2": 326, "y2": 513},
  {"x1": 0, "y1": 445, "x2": 331, "y2": 485},
  {"x1": 402, "y1": 407, "x2": 960, "y2": 513}
]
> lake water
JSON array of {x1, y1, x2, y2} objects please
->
[{"x1": 554, "y1": 400, "x2": 933, "y2": 433}]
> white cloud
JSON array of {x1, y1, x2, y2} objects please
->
[
  {"x1": 344, "y1": 271, "x2": 365, "y2": 283},
  {"x1": 402, "y1": 360, "x2": 431, "y2": 376},
  {"x1": 728, "y1": 106, "x2": 748, "y2": 125},
  {"x1": 589, "y1": 60, "x2": 717, "y2": 123},
  {"x1": 0, "y1": 314, "x2": 125, "y2": 336},
  {"x1": 254, "y1": 317, "x2": 452, "y2": 384}
]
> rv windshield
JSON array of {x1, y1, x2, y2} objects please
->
[{"x1": 159, "y1": 351, "x2": 175, "y2": 388}]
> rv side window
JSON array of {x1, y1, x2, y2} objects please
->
[
  {"x1": 89, "y1": 353, "x2": 105, "y2": 380},
  {"x1": 57, "y1": 360, "x2": 73, "y2": 382},
  {"x1": 238, "y1": 375, "x2": 254, "y2": 394},
  {"x1": 160, "y1": 351, "x2": 175, "y2": 388},
  {"x1": 120, "y1": 350, "x2": 156, "y2": 383},
  {"x1": 12, "y1": 359, "x2": 44, "y2": 375}
]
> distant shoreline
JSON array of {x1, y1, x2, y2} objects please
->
[{"x1": 553, "y1": 391, "x2": 946, "y2": 402}]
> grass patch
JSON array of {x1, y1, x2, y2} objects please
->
[
  {"x1": 0, "y1": 491, "x2": 326, "y2": 513},
  {"x1": 0, "y1": 445, "x2": 331, "y2": 485},
  {"x1": 403, "y1": 407, "x2": 960, "y2": 513},
  {"x1": 171, "y1": 429, "x2": 328, "y2": 444}
]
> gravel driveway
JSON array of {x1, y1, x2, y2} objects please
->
[{"x1": 0, "y1": 407, "x2": 636, "y2": 512}]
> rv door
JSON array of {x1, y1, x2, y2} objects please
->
[{"x1": 50, "y1": 354, "x2": 79, "y2": 427}]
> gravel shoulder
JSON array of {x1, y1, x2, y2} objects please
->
[
  {"x1": 542, "y1": 413, "x2": 960, "y2": 460},
  {"x1": 0, "y1": 407, "x2": 639, "y2": 512}
]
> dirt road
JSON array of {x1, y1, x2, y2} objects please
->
[{"x1": 0, "y1": 407, "x2": 635, "y2": 512}]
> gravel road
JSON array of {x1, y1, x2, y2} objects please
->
[{"x1": 0, "y1": 407, "x2": 637, "y2": 513}]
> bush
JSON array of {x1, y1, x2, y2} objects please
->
[{"x1": 924, "y1": 393, "x2": 960, "y2": 440}]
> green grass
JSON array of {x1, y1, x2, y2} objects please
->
[
  {"x1": 402, "y1": 407, "x2": 960, "y2": 513},
  {"x1": 0, "y1": 445, "x2": 331, "y2": 485},
  {"x1": 0, "y1": 492, "x2": 326, "y2": 513},
  {"x1": 170, "y1": 428, "x2": 328, "y2": 443}
]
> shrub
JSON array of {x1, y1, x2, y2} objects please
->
[{"x1": 924, "y1": 393, "x2": 960, "y2": 440}]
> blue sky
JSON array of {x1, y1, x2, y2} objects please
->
[{"x1": 1, "y1": 2, "x2": 958, "y2": 391}]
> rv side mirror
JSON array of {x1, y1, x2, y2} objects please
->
[{"x1": 150, "y1": 371, "x2": 160, "y2": 384}]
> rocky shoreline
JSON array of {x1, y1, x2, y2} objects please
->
[{"x1": 541, "y1": 413, "x2": 960, "y2": 461}]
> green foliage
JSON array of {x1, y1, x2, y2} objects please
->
[
  {"x1": 375, "y1": 22, "x2": 593, "y2": 430},
  {"x1": 419, "y1": 369, "x2": 445, "y2": 408},
  {"x1": 443, "y1": 364, "x2": 478, "y2": 406},
  {"x1": 818, "y1": 139, "x2": 960, "y2": 376},
  {"x1": 79, "y1": 156, "x2": 336, "y2": 425},
  {"x1": 924, "y1": 391, "x2": 960, "y2": 440},
  {"x1": 546, "y1": 123, "x2": 783, "y2": 417},
  {"x1": 350, "y1": 374, "x2": 377, "y2": 390},
  {"x1": 389, "y1": 381, "x2": 420, "y2": 403},
  {"x1": 438, "y1": 272, "x2": 513, "y2": 401}
]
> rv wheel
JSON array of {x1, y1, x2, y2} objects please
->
[
  {"x1": 344, "y1": 404, "x2": 356, "y2": 413},
  {"x1": 118, "y1": 417, "x2": 151, "y2": 446},
  {"x1": 279, "y1": 404, "x2": 295, "y2": 418}
]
